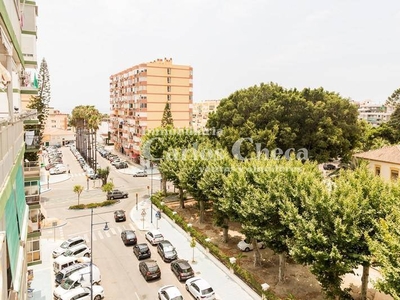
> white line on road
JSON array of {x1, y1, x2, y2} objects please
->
[
  {"x1": 104, "y1": 230, "x2": 111, "y2": 238},
  {"x1": 110, "y1": 228, "x2": 117, "y2": 235},
  {"x1": 97, "y1": 231, "x2": 104, "y2": 239},
  {"x1": 135, "y1": 292, "x2": 140, "y2": 300}
]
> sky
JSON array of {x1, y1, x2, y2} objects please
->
[{"x1": 36, "y1": 0, "x2": 400, "y2": 114}]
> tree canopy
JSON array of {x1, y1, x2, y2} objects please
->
[{"x1": 207, "y1": 83, "x2": 360, "y2": 162}]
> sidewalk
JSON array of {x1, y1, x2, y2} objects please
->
[{"x1": 130, "y1": 198, "x2": 262, "y2": 300}]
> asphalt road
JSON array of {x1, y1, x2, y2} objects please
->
[{"x1": 41, "y1": 147, "x2": 196, "y2": 299}]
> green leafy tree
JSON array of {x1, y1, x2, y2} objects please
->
[
  {"x1": 178, "y1": 143, "x2": 213, "y2": 223},
  {"x1": 101, "y1": 182, "x2": 114, "y2": 199},
  {"x1": 207, "y1": 83, "x2": 360, "y2": 162},
  {"x1": 385, "y1": 88, "x2": 400, "y2": 108},
  {"x1": 159, "y1": 147, "x2": 186, "y2": 207},
  {"x1": 141, "y1": 127, "x2": 206, "y2": 194},
  {"x1": 287, "y1": 164, "x2": 398, "y2": 299},
  {"x1": 368, "y1": 202, "x2": 400, "y2": 299},
  {"x1": 25, "y1": 58, "x2": 51, "y2": 161},
  {"x1": 198, "y1": 148, "x2": 233, "y2": 242},
  {"x1": 161, "y1": 102, "x2": 174, "y2": 127},
  {"x1": 73, "y1": 185, "x2": 84, "y2": 205}
]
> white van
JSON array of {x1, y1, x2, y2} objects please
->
[
  {"x1": 53, "y1": 256, "x2": 90, "y2": 274},
  {"x1": 53, "y1": 264, "x2": 101, "y2": 299}
]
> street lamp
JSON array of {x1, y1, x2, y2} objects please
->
[{"x1": 90, "y1": 208, "x2": 109, "y2": 300}]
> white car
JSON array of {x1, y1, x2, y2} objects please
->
[
  {"x1": 49, "y1": 166, "x2": 67, "y2": 175},
  {"x1": 237, "y1": 239, "x2": 265, "y2": 252},
  {"x1": 158, "y1": 285, "x2": 183, "y2": 300},
  {"x1": 145, "y1": 229, "x2": 164, "y2": 245},
  {"x1": 53, "y1": 237, "x2": 86, "y2": 258},
  {"x1": 59, "y1": 286, "x2": 104, "y2": 300},
  {"x1": 62, "y1": 244, "x2": 91, "y2": 258},
  {"x1": 185, "y1": 277, "x2": 216, "y2": 300}
]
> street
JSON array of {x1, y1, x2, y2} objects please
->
[{"x1": 38, "y1": 146, "x2": 259, "y2": 300}]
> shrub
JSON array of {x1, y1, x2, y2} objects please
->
[
  {"x1": 86, "y1": 203, "x2": 99, "y2": 209},
  {"x1": 69, "y1": 204, "x2": 85, "y2": 210}
]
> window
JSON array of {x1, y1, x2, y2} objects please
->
[
  {"x1": 391, "y1": 169, "x2": 399, "y2": 181},
  {"x1": 167, "y1": 68, "x2": 171, "y2": 74},
  {"x1": 375, "y1": 165, "x2": 381, "y2": 176},
  {"x1": 167, "y1": 95, "x2": 171, "y2": 101},
  {"x1": 167, "y1": 77, "x2": 171, "y2": 83},
  {"x1": 167, "y1": 86, "x2": 171, "y2": 92}
]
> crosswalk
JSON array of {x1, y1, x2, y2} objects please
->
[
  {"x1": 69, "y1": 172, "x2": 87, "y2": 178},
  {"x1": 68, "y1": 222, "x2": 137, "y2": 242}
]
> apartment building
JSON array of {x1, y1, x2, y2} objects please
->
[
  {"x1": 356, "y1": 100, "x2": 394, "y2": 126},
  {"x1": 0, "y1": 1, "x2": 41, "y2": 299},
  {"x1": 192, "y1": 99, "x2": 220, "y2": 132},
  {"x1": 44, "y1": 107, "x2": 68, "y2": 130},
  {"x1": 109, "y1": 58, "x2": 193, "y2": 162}
]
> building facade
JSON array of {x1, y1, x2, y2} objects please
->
[
  {"x1": 109, "y1": 58, "x2": 193, "y2": 162},
  {"x1": 44, "y1": 107, "x2": 68, "y2": 130},
  {"x1": 356, "y1": 100, "x2": 394, "y2": 126},
  {"x1": 192, "y1": 99, "x2": 220, "y2": 132},
  {"x1": 0, "y1": 1, "x2": 40, "y2": 299}
]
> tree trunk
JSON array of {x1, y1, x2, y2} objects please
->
[
  {"x1": 179, "y1": 188, "x2": 185, "y2": 208},
  {"x1": 278, "y1": 253, "x2": 286, "y2": 282},
  {"x1": 162, "y1": 176, "x2": 167, "y2": 195},
  {"x1": 199, "y1": 200, "x2": 205, "y2": 223},
  {"x1": 360, "y1": 262, "x2": 370, "y2": 300},
  {"x1": 252, "y1": 238, "x2": 262, "y2": 266},
  {"x1": 222, "y1": 226, "x2": 229, "y2": 243}
]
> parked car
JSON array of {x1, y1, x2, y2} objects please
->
[
  {"x1": 53, "y1": 236, "x2": 86, "y2": 258},
  {"x1": 185, "y1": 277, "x2": 216, "y2": 300},
  {"x1": 158, "y1": 285, "x2": 183, "y2": 300},
  {"x1": 55, "y1": 263, "x2": 89, "y2": 285},
  {"x1": 53, "y1": 264, "x2": 101, "y2": 299},
  {"x1": 115, "y1": 162, "x2": 128, "y2": 169},
  {"x1": 49, "y1": 166, "x2": 67, "y2": 175},
  {"x1": 237, "y1": 239, "x2": 265, "y2": 252},
  {"x1": 139, "y1": 260, "x2": 161, "y2": 281},
  {"x1": 157, "y1": 240, "x2": 178, "y2": 262},
  {"x1": 132, "y1": 170, "x2": 147, "y2": 177},
  {"x1": 323, "y1": 163, "x2": 336, "y2": 170},
  {"x1": 62, "y1": 244, "x2": 91, "y2": 258},
  {"x1": 114, "y1": 210, "x2": 126, "y2": 222},
  {"x1": 145, "y1": 229, "x2": 164, "y2": 245},
  {"x1": 59, "y1": 286, "x2": 104, "y2": 300},
  {"x1": 171, "y1": 259, "x2": 195, "y2": 281},
  {"x1": 133, "y1": 243, "x2": 151, "y2": 260},
  {"x1": 121, "y1": 230, "x2": 137, "y2": 245},
  {"x1": 107, "y1": 190, "x2": 128, "y2": 200}
]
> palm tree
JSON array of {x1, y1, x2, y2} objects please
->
[{"x1": 73, "y1": 185, "x2": 84, "y2": 205}]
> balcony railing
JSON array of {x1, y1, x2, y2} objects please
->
[
  {"x1": 24, "y1": 161, "x2": 40, "y2": 177},
  {"x1": 26, "y1": 194, "x2": 40, "y2": 205}
]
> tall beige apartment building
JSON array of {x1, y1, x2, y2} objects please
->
[{"x1": 109, "y1": 58, "x2": 193, "y2": 162}]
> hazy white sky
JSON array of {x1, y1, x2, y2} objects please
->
[{"x1": 37, "y1": 0, "x2": 400, "y2": 114}]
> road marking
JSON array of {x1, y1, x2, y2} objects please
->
[
  {"x1": 135, "y1": 292, "x2": 140, "y2": 300},
  {"x1": 110, "y1": 228, "x2": 117, "y2": 235},
  {"x1": 104, "y1": 230, "x2": 110, "y2": 238},
  {"x1": 97, "y1": 231, "x2": 104, "y2": 239},
  {"x1": 116, "y1": 227, "x2": 122, "y2": 234},
  {"x1": 128, "y1": 223, "x2": 136, "y2": 231}
]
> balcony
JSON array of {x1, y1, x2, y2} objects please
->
[
  {"x1": 26, "y1": 194, "x2": 40, "y2": 205},
  {"x1": 24, "y1": 161, "x2": 40, "y2": 178},
  {"x1": 25, "y1": 135, "x2": 40, "y2": 152}
]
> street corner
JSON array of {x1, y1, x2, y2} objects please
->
[
  {"x1": 130, "y1": 204, "x2": 155, "y2": 231},
  {"x1": 41, "y1": 217, "x2": 68, "y2": 229}
]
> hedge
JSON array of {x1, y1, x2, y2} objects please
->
[
  {"x1": 69, "y1": 200, "x2": 118, "y2": 210},
  {"x1": 151, "y1": 192, "x2": 278, "y2": 299}
]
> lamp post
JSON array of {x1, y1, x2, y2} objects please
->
[{"x1": 90, "y1": 208, "x2": 109, "y2": 300}]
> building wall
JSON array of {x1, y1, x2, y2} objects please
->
[
  {"x1": 44, "y1": 108, "x2": 69, "y2": 130},
  {"x1": 192, "y1": 100, "x2": 220, "y2": 132},
  {"x1": 0, "y1": 0, "x2": 39, "y2": 298},
  {"x1": 364, "y1": 159, "x2": 400, "y2": 182}
]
